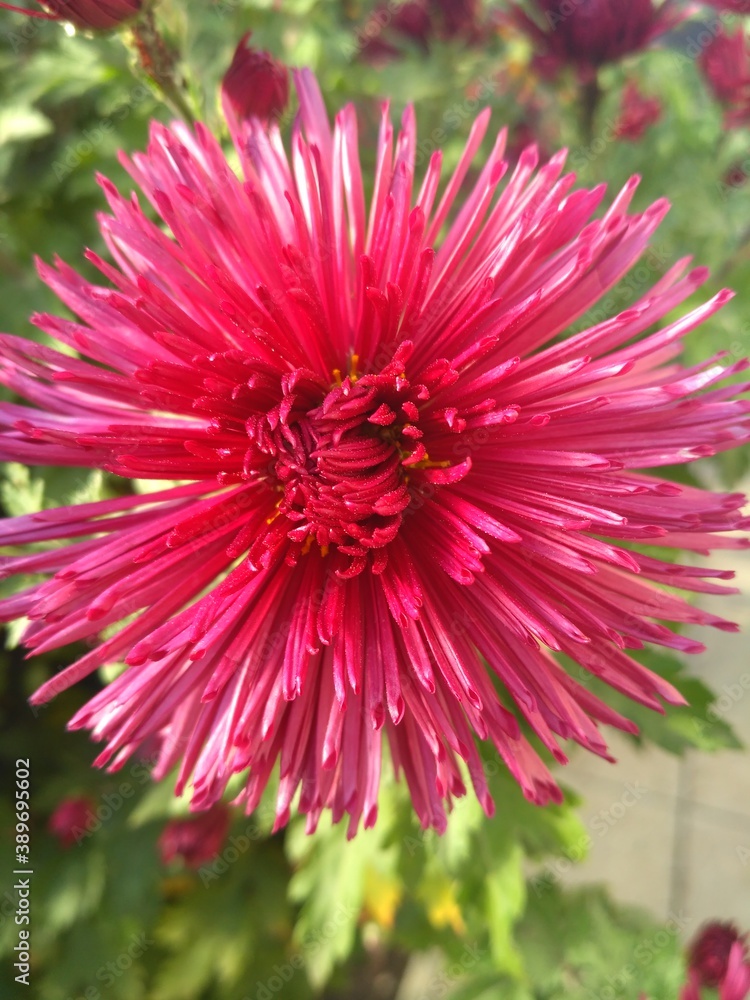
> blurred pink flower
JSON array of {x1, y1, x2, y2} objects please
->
[
  {"x1": 433, "y1": 0, "x2": 481, "y2": 39},
  {"x1": 698, "y1": 28, "x2": 750, "y2": 127},
  {"x1": 359, "y1": 0, "x2": 482, "y2": 60},
  {"x1": 615, "y1": 80, "x2": 662, "y2": 140},
  {"x1": 158, "y1": 807, "x2": 231, "y2": 869},
  {"x1": 0, "y1": 0, "x2": 141, "y2": 29},
  {"x1": 699, "y1": 1, "x2": 750, "y2": 11},
  {"x1": 1, "y1": 71, "x2": 749, "y2": 837},
  {"x1": 390, "y1": 0, "x2": 432, "y2": 46},
  {"x1": 511, "y1": 0, "x2": 683, "y2": 79},
  {"x1": 221, "y1": 32, "x2": 289, "y2": 127},
  {"x1": 48, "y1": 795, "x2": 95, "y2": 848}
]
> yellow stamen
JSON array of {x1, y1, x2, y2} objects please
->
[
  {"x1": 265, "y1": 502, "x2": 282, "y2": 525},
  {"x1": 411, "y1": 454, "x2": 451, "y2": 470}
]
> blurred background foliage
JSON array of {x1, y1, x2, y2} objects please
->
[{"x1": 0, "y1": 1, "x2": 748, "y2": 998}]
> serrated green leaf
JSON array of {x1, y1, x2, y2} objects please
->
[
  {"x1": 512, "y1": 883, "x2": 687, "y2": 1000},
  {"x1": 287, "y1": 820, "x2": 371, "y2": 987}
]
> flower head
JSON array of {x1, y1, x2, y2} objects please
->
[
  {"x1": 391, "y1": 1, "x2": 432, "y2": 46},
  {"x1": 698, "y1": 28, "x2": 750, "y2": 127},
  {"x1": 158, "y1": 807, "x2": 231, "y2": 868},
  {"x1": 48, "y1": 795, "x2": 95, "y2": 848},
  {"x1": 512, "y1": 0, "x2": 681, "y2": 79},
  {"x1": 682, "y1": 942, "x2": 750, "y2": 1000},
  {"x1": 221, "y1": 33, "x2": 290, "y2": 127},
  {"x1": 358, "y1": 0, "x2": 482, "y2": 61},
  {"x1": 689, "y1": 923, "x2": 750, "y2": 989},
  {"x1": 615, "y1": 80, "x2": 662, "y2": 141},
  {"x1": 699, "y1": 1, "x2": 750, "y2": 11},
  {"x1": 1, "y1": 71, "x2": 748, "y2": 837},
  {"x1": 0, "y1": 0, "x2": 141, "y2": 29},
  {"x1": 432, "y1": 0, "x2": 482, "y2": 40}
]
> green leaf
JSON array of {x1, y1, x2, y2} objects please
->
[
  {"x1": 482, "y1": 835, "x2": 525, "y2": 978},
  {"x1": 0, "y1": 463, "x2": 104, "y2": 515},
  {"x1": 1, "y1": 462, "x2": 44, "y2": 516},
  {"x1": 41, "y1": 850, "x2": 108, "y2": 935},
  {"x1": 287, "y1": 820, "x2": 372, "y2": 987},
  {"x1": 512, "y1": 883, "x2": 687, "y2": 1000},
  {"x1": 0, "y1": 105, "x2": 52, "y2": 144}
]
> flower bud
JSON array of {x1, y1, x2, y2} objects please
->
[
  {"x1": 0, "y1": 0, "x2": 142, "y2": 30},
  {"x1": 221, "y1": 32, "x2": 289, "y2": 125}
]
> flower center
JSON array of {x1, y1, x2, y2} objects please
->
[{"x1": 247, "y1": 355, "x2": 435, "y2": 559}]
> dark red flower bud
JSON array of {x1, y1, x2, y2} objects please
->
[
  {"x1": 158, "y1": 807, "x2": 231, "y2": 870},
  {"x1": 221, "y1": 32, "x2": 289, "y2": 126},
  {"x1": 48, "y1": 795, "x2": 95, "y2": 848},
  {"x1": 0, "y1": 0, "x2": 141, "y2": 30},
  {"x1": 689, "y1": 922, "x2": 749, "y2": 989}
]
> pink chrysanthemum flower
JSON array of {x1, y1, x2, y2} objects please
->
[
  {"x1": 1, "y1": 71, "x2": 749, "y2": 837},
  {"x1": 0, "y1": 0, "x2": 141, "y2": 30},
  {"x1": 158, "y1": 807, "x2": 231, "y2": 869}
]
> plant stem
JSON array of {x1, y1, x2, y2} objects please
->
[
  {"x1": 580, "y1": 73, "x2": 602, "y2": 146},
  {"x1": 130, "y1": 6, "x2": 195, "y2": 123}
]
